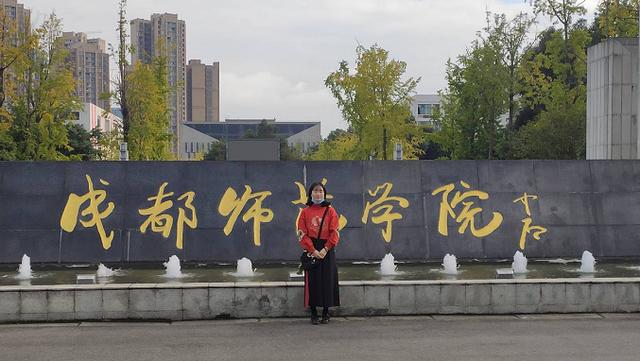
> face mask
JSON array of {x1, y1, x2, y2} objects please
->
[{"x1": 311, "y1": 198, "x2": 325, "y2": 205}]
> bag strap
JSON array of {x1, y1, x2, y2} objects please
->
[{"x1": 315, "y1": 206, "x2": 330, "y2": 240}]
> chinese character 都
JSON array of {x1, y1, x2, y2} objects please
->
[{"x1": 139, "y1": 182, "x2": 197, "y2": 250}]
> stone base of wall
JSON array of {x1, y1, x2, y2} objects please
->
[{"x1": 1, "y1": 279, "x2": 639, "y2": 323}]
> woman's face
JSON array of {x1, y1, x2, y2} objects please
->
[{"x1": 311, "y1": 185, "x2": 325, "y2": 201}]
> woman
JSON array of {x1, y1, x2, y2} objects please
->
[{"x1": 297, "y1": 182, "x2": 340, "y2": 325}]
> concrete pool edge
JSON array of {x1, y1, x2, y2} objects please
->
[{"x1": 1, "y1": 278, "x2": 639, "y2": 323}]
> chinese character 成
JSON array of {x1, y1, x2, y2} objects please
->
[{"x1": 60, "y1": 175, "x2": 115, "y2": 250}]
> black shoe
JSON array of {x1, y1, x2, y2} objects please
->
[
  {"x1": 311, "y1": 316, "x2": 320, "y2": 325},
  {"x1": 321, "y1": 315, "x2": 330, "y2": 324}
]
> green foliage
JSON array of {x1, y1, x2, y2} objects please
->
[
  {"x1": 7, "y1": 13, "x2": 79, "y2": 160},
  {"x1": 325, "y1": 44, "x2": 424, "y2": 160},
  {"x1": 126, "y1": 57, "x2": 173, "y2": 160},
  {"x1": 243, "y1": 120, "x2": 277, "y2": 139},
  {"x1": 595, "y1": 0, "x2": 639, "y2": 39},
  {"x1": 63, "y1": 123, "x2": 101, "y2": 161},
  {"x1": 203, "y1": 140, "x2": 226, "y2": 160},
  {"x1": 512, "y1": 89, "x2": 586, "y2": 159},
  {"x1": 310, "y1": 131, "x2": 359, "y2": 160},
  {"x1": 430, "y1": 24, "x2": 511, "y2": 159}
]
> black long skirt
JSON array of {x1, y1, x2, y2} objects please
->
[{"x1": 304, "y1": 239, "x2": 340, "y2": 308}]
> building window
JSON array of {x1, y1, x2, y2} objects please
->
[{"x1": 418, "y1": 104, "x2": 440, "y2": 117}]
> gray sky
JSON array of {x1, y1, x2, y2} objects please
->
[{"x1": 26, "y1": 0, "x2": 599, "y2": 137}]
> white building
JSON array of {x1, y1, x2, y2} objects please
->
[
  {"x1": 411, "y1": 94, "x2": 441, "y2": 127},
  {"x1": 68, "y1": 103, "x2": 121, "y2": 133},
  {"x1": 179, "y1": 119, "x2": 321, "y2": 160}
]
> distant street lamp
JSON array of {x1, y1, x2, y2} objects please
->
[
  {"x1": 120, "y1": 142, "x2": 129, "y2": 161},
  {"x1": 394, "y1": 142, "x2": 403, "y2": 160}
]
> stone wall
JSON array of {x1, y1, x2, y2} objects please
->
[
  {"x1": 2, "y1": 160, "x2": 640, "y2": 264},
  {"x1": 1, "y1": 279, "x2": 638, "y2": 322}
]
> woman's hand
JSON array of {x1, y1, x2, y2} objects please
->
[
  {"x1": 318, "y1": 248, "x2": 328, "y2": 259},
  {"x1": 311, "y1": 249, "x2": 322, "y2": 259}
]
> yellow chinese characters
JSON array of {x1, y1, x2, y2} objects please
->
[
  {"x1": 218, "y1": 185, "x2": 274, "y2": 246},
  {"x1": 292, "y1": 178, "x2": 347, "y2": 230},
  {"x1": 361, "y1": 183, "x2": 409, "y2": 243},
  {"x1": 60, "y1": 175, "x2": 115, "y2": 250},
  {"x1": 431, "y1": 181, "x2": 503, "y2": 238},
  {"x1": 139, "y1": 182, "x2": 197, "y2": 250},
  {"x1": 513, "y1": 193, "x2": 547, "y2": 249}
]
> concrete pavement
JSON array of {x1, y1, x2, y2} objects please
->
[{"x1": 1, "y1": 314, "x2": 639, "y2": 361}]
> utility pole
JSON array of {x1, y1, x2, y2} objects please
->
[{"x1": 382, "y1": 126, "x2": 388, "y2": 160}]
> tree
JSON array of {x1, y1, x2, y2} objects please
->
[
  {"x1": 9, "y1": 13, "x2": 79, "y2": 160},
  {"x1": 126, "y1": 56, "x2": 173, "y2": 160},
  {"x1": 243, "y1": 120, "x2": 277, "y2": 139},
  {"x1": 430, "y1": 22, "x2": 511, "y2": 159},
  {"x1": 310, "y1": 131, "x2": 359, "y2": 160},
  {"x1": 529, "y1": 0, "x2": 587, "y2": 87},
  {"x1": 484, "y1": 12, "x2": 535, "y2": 128},
  {"x1": 113, "y1": 0, "x2": 131, "y2": 143},
  {"x1": 63, "y1": 123, "x2": 101, "y2": 160},
  {"x1": 325, "y1": 44, "x2": 423, "y2": 160},
  {"x1": 0, "y1": 6, "x2": 31, "y2": 120},
  {"x1": 513, "y1": 1, "x2": 591, "y2": 159},
  {"x1": 593, "y1": 0, "x2": 639, "y2": 40},
  {"x1": 203, "y1": 140, "x2": 226, "y2": 160}
]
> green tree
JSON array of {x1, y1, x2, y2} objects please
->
[
  {"x1": 9, "y1": 13, "x2": 79, "y2": 160},
  {"x1": 513, "y1": 1, "x2": 590, "y2": 159},
  {"x1": 310, "y1": 131, "x2": 359, "y2": 160},
  {"x1": 63, "y1": 123, "x2": 102, "y2": 161},
  {"x1": 595, "y1": 0, "x2": 639, "y2": 39},
  {"x1": 113, "y1": 0, "x2": 131, "y2": 143},
  {"x1": 325, "y1": 44, "x2": 423, "y2": 160},
  {"x1": 430, "y1": 21, "x2": 511, "y2": 160},
  {"x1": 243, "y1": 120, "x2": 277, "y2": 139},
  {"x1": 203, "y1": 140, "x2": 226, "y2": 160},
  {"x1": 126, "y1": 56, "x2": 173, "y2": 160}
]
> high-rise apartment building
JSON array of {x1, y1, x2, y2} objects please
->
[
  {"x1": 1, "y1": 0, "x2": 30, "y2": 38},
  {"x1": 187, "y1": 59, "x2": 220, "y2": 122},
  {"x1": 131, "y1": 13, "x2": 186, "y2": 154},
  {"x1": 61, "y1": 32, "x2": 110, "y2": 111}
]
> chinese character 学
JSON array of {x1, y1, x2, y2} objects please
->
[
  {"x1": 139, "y1": 182, "x2": 197, "y2": 250},
  {"x1": 60, "y1": 175, "x2": 115, "y2": 250},
  {"x1": 431, "y1": 181, "x2": 503, "y2": 238},
  {"x1": 292, "y1": 178, "x2": 347, "y2": 231},
  {"x1": 218, "y1": 185, "x2": 274, "y2": 246},
  {"x1": 361, "y1": 183, "x2": 409, "y2": 243},
  {"x1": 513, "y1": 193, "x2": 547, "y2": 249}
]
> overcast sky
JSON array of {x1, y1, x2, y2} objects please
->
[{"x1": 25, "y1": 0, "x2": 599, "y2": 137}]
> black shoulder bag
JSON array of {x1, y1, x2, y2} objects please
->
[{"x1": 300, "y1": 207, "x2": 330, "y2": 271}]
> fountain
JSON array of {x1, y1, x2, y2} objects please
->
[
  {"x1": 579, "y1": 251, "x2": 596, "y2": 273},
  {"x1": 512, "y1": 251, "x2": 528, "y2": 274},
  {"x1": 380, "y1": 253, "x2": 398, "y2": 275},
  {"x1": 96, "y1": 263, "x2": 116, "y2": 278},
  {"x1": 234, "y1": 257, "x2": 255, "y2": 277},
  {"x1": 163, "y1": 255, "x2": 183, "y2": 278},
  {"x1": 442, "y1": 254, "x2": 458, "y2": 275},
  {"x1": 16, "y1": 254, "x2": 32, "y2": 279}
]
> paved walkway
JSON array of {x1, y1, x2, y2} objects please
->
[{"x1": 1, "y1": 314, "x2": 639, "y2": 361}]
